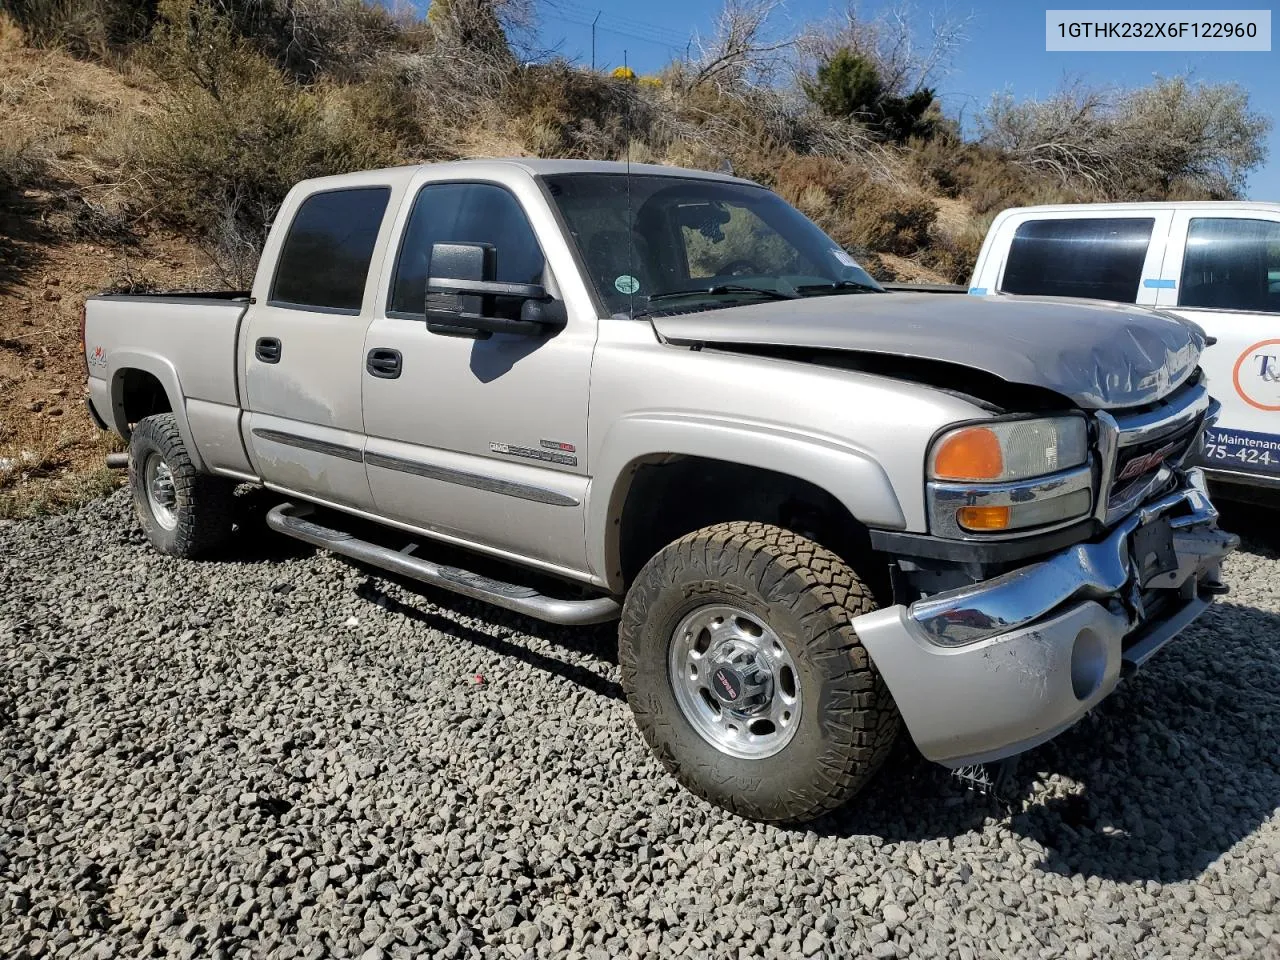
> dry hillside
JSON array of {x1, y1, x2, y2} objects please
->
[
  {"x1": 0, "y1": 0, "x2": 1268, "y2": 517},
  {"x1": 0, "y1": 42, "x2": 228, "y2": 516}
]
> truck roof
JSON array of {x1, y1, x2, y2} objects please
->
[
  {"x1": 292, "y1": 158, "x2": 758, "y2": 193},
  {"x1": 998, "y1": 200, "x2": 1280, "y2": 216}
]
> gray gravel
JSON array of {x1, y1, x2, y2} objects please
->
[{"x1": 2, "y1": 489, "x2": 1279, "y2": 960}]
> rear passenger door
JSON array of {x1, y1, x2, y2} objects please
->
[
  {"x1": 993, "y1": 213, "x2": 1173, "y2": 306},
  {"x1": 1157, "y1": 211, "x2": 1280, "y2": 482},
  {"x1": 243, "y1": 184, "x2": 394, "y2": 509}
]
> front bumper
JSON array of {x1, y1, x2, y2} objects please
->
[{"x1": 855, "y1": 469, "x2": 1238, "y2": 767}]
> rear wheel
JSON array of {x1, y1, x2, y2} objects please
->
[
  {"x1": 128, "y1": 413, "x2": 236, "y2": 558},
  {"x1": 619, "y1": 521, "x2": 900, "y2": 823}
]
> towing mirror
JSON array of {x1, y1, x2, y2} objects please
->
[{"x1": 425, "y1": 241, "x2": 565, "y2": 339}]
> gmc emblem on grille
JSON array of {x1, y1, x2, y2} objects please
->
[{"x1": 1116, "y1": 439, "x2": 1181, "y2": 482}]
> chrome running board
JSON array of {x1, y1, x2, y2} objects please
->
[{"x1": 266, "y1": 502, "x2": 621, "y2": 626}]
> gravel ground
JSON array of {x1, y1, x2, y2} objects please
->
[{"x1": 2, "y1": 489, "x2": 1279, "y2": 960}]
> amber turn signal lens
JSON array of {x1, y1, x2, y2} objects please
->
[
  {"x1": 956, "y1": 505, "x2": 1011, "y2": 531},
  {"x1": 932, "y1": 427, "x2": 1004, "y2": 481}
]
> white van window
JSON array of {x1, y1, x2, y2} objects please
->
[
  {"x1": 1000, "y1": 218, "x2": 1154, "y2": 303},
  {"x1": 1180, "y1": 217, "x2": 1280, "y2": 314}
]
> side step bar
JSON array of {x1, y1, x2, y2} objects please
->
[{"x1": 265, "y1": 502, "x2": 622, "y2": 626}]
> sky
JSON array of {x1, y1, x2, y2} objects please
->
[{"x1": 530, "y1": 0, "x2": 1280, "y2": 200}]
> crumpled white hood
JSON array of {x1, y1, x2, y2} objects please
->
[{"x1": 651, "y1": 292, "x2": 1205, "y2": 409}]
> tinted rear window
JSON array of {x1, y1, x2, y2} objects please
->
[
  {"x1": 1179, "y1": 217, "x2": 1280, "y2": 313},
  {"x1": 1000, "y1": 218, "x2": 1154, "y2": 303},
  {"x1": 271, "y1": 187, "x2": 391, "y2": 313}
]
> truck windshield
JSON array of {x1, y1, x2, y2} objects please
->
[{"x1": 541, "y1": 173, "x2": 882, "y2": 317}]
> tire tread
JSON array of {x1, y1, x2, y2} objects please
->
[
  {"x1": 619, "y1": 520, "x2": 900, "y2": 823},
  {"x1": 129, "y1": 413, "x2": 236, "y2": 558}
]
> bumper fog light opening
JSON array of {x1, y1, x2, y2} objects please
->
[{"x1": 1070, "y1": 627, "x2": 1107, "y2": 701}]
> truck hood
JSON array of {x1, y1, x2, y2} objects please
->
[{"x1": 651, "y1": 292, "x2": 1205, "y2": 409}]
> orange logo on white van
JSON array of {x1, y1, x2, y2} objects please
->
[{"x1": 1233, "y1": 339, "x2": 1280, "y2": 412}]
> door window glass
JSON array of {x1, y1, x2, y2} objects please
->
[
  {"x1": 270, "y1": 187, "x2": 390, "y2": 312},
  {"x1": 1000, "y1": 218, "x2": 1154, "y2": 303},
  {"x1": 1180, "y1": 217, "x2": 1280, "y2": 313},
  {"x1": 389, "y1": 182, "x2": 545, "y2": 317}
]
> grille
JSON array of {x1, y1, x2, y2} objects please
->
[
  {"x1": 1110, "y1": 416, "x2": 1203, "y2": 503},
  {"x1": 1103, "y1": 380, "x2": 1209, "y2": 519}
]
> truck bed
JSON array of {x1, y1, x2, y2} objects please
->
[{"x1": 84, "y1": 291, "x2": 252, "y2": 425}]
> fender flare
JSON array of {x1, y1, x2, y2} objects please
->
[
  {"x1": 105, "y1": 350, "x2": 206, "y2": 473},
  {"x1": 586, "y1": 413, "x2": 906, "y2": 591}
]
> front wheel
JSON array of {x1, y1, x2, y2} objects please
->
[{"x1": 618, "y1": 521, "x2": 900, "y2": 823}]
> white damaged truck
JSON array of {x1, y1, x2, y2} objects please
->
[{"x1": 83, "y1": 160, "x2": 1237, "y2": 822}]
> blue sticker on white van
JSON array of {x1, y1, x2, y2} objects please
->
[
  {"x1": 1143, "y1": 278, "x2": 1176, "y2": 289},
  {"x1": 967, "y1": 287, "x2": 987, "y2": 296},
  {"x1": 1198, "y1": 426, "x2": 1280, "y2": 476}
]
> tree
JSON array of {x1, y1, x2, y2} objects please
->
[
  {"x1": 683, "y1": 0, "x2": 798, "y2": 92},
  {"x1": 803, "y1": 48, "x2": 937, "y2": 143}
]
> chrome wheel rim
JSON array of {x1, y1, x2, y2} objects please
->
[
  {"x1": 144, "y1": 453, "x2": 178, "y2": 530},
  {"x1": 668, "y1": 604, "x2": 801, "y2": 760}
]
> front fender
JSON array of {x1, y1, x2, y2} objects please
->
[
  {"x1": 106, "y1": 350, "x2": 206, "y2": 473},
  {"x1": 587, "y1": 412, "x2": 906, "y2": 590}
]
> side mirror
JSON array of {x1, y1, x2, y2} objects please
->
[{"x1": 425, "y1": 241, "x2": 564, "y2": 338}]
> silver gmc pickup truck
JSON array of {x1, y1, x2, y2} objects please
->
[{"x1": 83, "y1": 159, "x2": 1238, "y2": 823}]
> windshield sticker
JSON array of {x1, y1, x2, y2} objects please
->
[
  {"x1": 831, "y1": 249, "x2": 859, "y2": 269},
  {"x1": 614, "y1": 275, "x2": 640, "y2": 295}
]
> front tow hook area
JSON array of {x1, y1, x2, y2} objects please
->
[{"x1": 854, "y1": 472, "x2": 1238, "y2": 768}]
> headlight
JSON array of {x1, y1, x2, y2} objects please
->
[
  {"x1": 930, "y1": 416, "x2": 1089, "y2": 482},
  {"x1": 927, "y1": 416, "x2": 1093, "y2": 536}
]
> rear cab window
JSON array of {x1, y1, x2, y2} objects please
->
[
  {"x1": 1179, "y1": 217, "x2": 1280, "y2": 314},
  {"x1": 270, "y1": 186, "x2": 392, "y2": 314},
  {"x1": 999, "y1": 218, "x2": 1155, "y2": 303}
]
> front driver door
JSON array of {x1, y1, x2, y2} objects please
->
[{"x1": 360, "y1": 175, "x2": 597, "y2": 579}]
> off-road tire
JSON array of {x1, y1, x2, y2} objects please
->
[
  {"x1": 128, "y1": 413, "x2": 236, "y2": 558},
  {"x1": 619, "y1": 521, "x2": 900, "y2": 823}
]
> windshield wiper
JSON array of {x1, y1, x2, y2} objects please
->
[
  {"x1": 795, "y1": 279, "x2": 883, "y2": 295},
  {"x1": 645, "y1": 283, "x2": 800, "y2": 304}
]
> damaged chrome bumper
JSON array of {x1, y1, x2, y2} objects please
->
[{"x1": 855, "y1": 468, "x2": 1238, "y2": 767}]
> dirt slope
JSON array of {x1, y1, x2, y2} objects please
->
[{"x1": 0, "y1": 45, "x2": 221, "y2": 516}]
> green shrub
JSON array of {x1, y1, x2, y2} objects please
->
[{"x1": 803, "y1": 48, "x2": 937, "y2": 144}]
